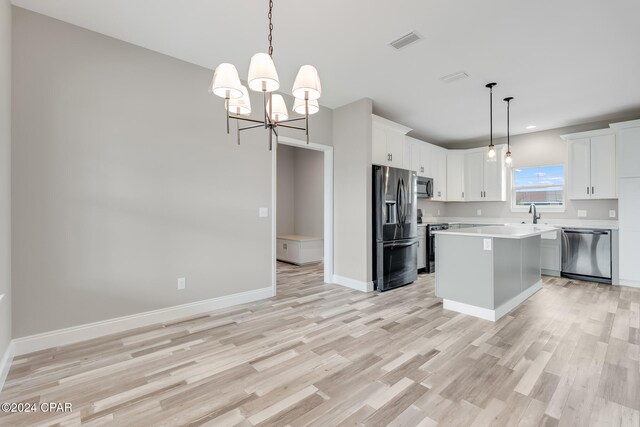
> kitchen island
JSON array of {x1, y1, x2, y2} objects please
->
[{"x1": 432, "y1": 225, "x2": 557, "y2": 321}]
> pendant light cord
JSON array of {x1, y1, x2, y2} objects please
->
[
  {"x1": 490, "y1": 86, "x2": 493, "y2": 146},
  {"x1": 504, "y1": 97, "x2": 514, "y2": 153},
  {"x1": 267, "y1": 0, "x2": 274, "y2": 57}
]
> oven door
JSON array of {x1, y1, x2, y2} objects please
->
[{"x1": 375, "y1": 238, "x2": 418, "y2": 291}]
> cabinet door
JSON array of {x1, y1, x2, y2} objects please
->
[
  {"x1": 447, "y1": 151, "x2": 465, "y2": 201},
  {"x1": 402, "y1": 137, "x2": 413, "y2": 171},
  {"x1": 465, "y1": 151, "x2": 485, "y2": 201},
  {"x1": 568, "y1": 138, "x2": 591, "y2": 199},
  {"x1": 410, "y1": 141, "x2": 424, "y2": 175},
  {"x1": 484, "y1": 147, "x2": 505, "y2": 201},
  {"x1": 372, "y1": 126, "x2": 389, "y2": 166},
  {"x1": 420, "y1": 144, "x2": 432, "y2": 178},
  {"x1": 618, "y1": 127, "x2": 640, "y2": 178},
  {"x1": 431, "y1": 148, "x2": 447, "y2": 200},
  {"x1": 590, "y1": 134, "x2": 617, "y2": 199},
  {"x1": 386, "y1": 131, "x2": 405, "y2": 167}
]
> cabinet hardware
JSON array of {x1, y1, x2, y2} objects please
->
[
  {"x1": 592, "y1": 186, "x2": 595, "y2": 195},
  {"x1": 587, "y1": 186, "x2": 590, "y2": 195},
  {"x1": 462, "y1": 192, "x2": 464, "y2": 198},
  {"x1": 387, "y1": 153, "x2": 392, "y2": 162}
]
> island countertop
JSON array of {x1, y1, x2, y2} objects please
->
[{"x1": 432, "y1": 224, "x2": 558, "y2": 239}]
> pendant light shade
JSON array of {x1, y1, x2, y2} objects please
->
[
  {"x1": 267, "y1": 94, "x2": 288, "y2": 121},
  {"x1": 210, "y1": 63, "x2": 243, "y2": 99},
  {"x1": 248, "y1": 53, "x2": 280, "y2": 92},
  {"x1": 293, "y1": 98, "x2": 319, "y2": 115},
  {"x1": 504, "y1": 96, "x2": 514, "y2": 168},
  {"x1": 292, "y1": 65, "x2": 322, "y2": 100},
  {"x1": 227, "y1": 85, "x2": 251, "y2": 116},
  {"x1": 486, "y1": 82, "x2": 497, "y2": 163}
]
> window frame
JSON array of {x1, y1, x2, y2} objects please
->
[{"x1": 510, "y1": 164, "x2": 566, "y2": 213}]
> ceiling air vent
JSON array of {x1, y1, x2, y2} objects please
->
[
  {"x1": 389, "y1": 31, "x2": 422, "y2": 50},
  {"x1": 439, "y1": 71, "x2": 470, "y2": 83}
]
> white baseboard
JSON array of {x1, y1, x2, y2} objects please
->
[
  {"x1": 12, "y1": 287, "x2": 274, "y2": 357},
  {"x1": 618, "y1": 279, "x2": 640, "y2": 289},
  {"x1": 0, "y1": 341, "x2": 14, "y2": 392},
  {"x1": 443, "y1": 280, "x2": 543, "y2": 322},
  {"x1": 332, "y1": 275, "x2": 374, "y2": 292}
]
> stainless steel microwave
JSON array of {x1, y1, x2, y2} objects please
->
[{"x1": 416, "y1": 177, "x2": 433, "y2": 199}]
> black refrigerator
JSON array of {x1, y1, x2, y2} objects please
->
[{"x1": 373, "y1": 165, "x2": 418, "y2": 291}]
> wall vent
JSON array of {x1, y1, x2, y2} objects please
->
[
  {"x1": 439, "y1": 71, "x2": 470, "y2": 83},
  {"x1": 389, "y1": 32, "x2": 422, "y2": 50}
]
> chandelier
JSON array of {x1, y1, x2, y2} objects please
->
[{"x1": 209, "y1": 0, "x2": 322, "y2": 150}]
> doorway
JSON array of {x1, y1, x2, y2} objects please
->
[{"x1": 272, "y1": 137, "x2": 333, "y2": 295}]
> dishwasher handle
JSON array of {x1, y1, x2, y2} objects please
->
[{"x1": 562, "y1": 229, "x2": 610, "y2": 235}]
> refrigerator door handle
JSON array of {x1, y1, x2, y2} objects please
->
[{"x1": 383, "y1": 240, "x2": 418, "y2": 248}]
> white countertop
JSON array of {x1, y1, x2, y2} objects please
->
[
  {"x1": 432, "y1": 224, "x2": 559, "y2": 239},
  {"x1": 421, "y1": 216, "x2": 618, "y2": 230}
]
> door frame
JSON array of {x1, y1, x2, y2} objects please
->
[{"x1": 272, "y1": 136, "x2": 334, "y2": 294}]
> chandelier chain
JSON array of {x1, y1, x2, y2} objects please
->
[{"x1": 267, "y1": 0, "x2": 274, "y2": 56}]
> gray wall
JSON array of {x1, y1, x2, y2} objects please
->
[
  {"x1": 0, "y1": 0, "x2": 11, "y2": 358},
  {"x1": 333, "y1": 99, "x2": 373, "y2": 283},
  {"x1": 276, "y1": 144, "x2": 324, "y2": 239},
  {"x1": 293, "y1": 147, "x2": 324, "y2": 238},
  {"x1": 441, "y1": 122, "x2": 623, "y2": 220},
  {"x1": 11, "y1": 8, "x2": 333, "y2": 338},
  {"x1": 276, "y1": 145, "x2": 295, "y2": 236}
]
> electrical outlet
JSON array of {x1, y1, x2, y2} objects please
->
[
  {"x1": 609, "y1": 210, "x2": 616, "y2": 218},
  {"x1": 477, "y1": 209, "x2": 482, "y2": 216},
  {"x1": 177, "y1": 277, "x2": 186, "y2": 290},
  {"x1": 483, "y1": 239, "x2": 492, "y2": 251},
  {"x1": 577, "y1": 210, "x2": 587, "y2": 218},
  {"x1": 259, "y1": 207, "x2": 269, "y2": 217}
]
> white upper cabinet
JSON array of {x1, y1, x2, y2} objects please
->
[
  {"x1": 616, "y1": 125, "x2": 640, "y2": 178},
  {"x1": 564, "y1": 130, "x2": 617, "y2": 200},
  {"x1": 447, "y1": 151, "x2": 465, "y2": 201},
  {"x1": 464, "y1": 146, "x2": 506, "y2": 202},
  {"x1": 590, "y1": 134, "x2": 617, "y2": 199},
  {"x1": 371, "y1": 115, "x2": 411, "y2": 168},
  {"x1": 430, "y1": 146, "x2": 447, "y2": 201},
  {"x1": 407, "y1": 137, "x2": 430, "y2": 176}
]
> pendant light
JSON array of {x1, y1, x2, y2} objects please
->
[
  {"x1": 504, "y1": 97, "x2": 514, "y2": 167},
  {"x1": 210, "y1": 0, "x2": 322, "y2": 150},
  {"x1": 486, "y1": 83, "x2": 497, "y2": 162}
]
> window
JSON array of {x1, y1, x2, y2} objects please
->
[{"x1": 512, "y1": 165, "x2": 565, "y2": 211}]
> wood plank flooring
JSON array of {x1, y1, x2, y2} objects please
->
[{"x1": 1, "y1": 263, "x2": 639, "y2": 426}]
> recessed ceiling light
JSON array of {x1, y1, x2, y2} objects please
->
[{"x1": 526, "y1": 125, "x2": 537, "y2": 130}]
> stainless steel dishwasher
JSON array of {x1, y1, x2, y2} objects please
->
[{"x1": 561, "y1": 228, "x2": 612, "y2": 283}]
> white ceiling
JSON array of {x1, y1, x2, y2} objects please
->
[{"x1": 11, "y1": 0, "x2": 640, "y2": 145}]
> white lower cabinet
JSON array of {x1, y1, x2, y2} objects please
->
[
  {"x1": 277, "y1": 235, "x2": 323, "y2": 265},
  {"x1": 417, "y1": 227, "x2": 426, "y2": 271},
  {"x1": 540, "y1": 231, "x2": 561, "y2": 275}
]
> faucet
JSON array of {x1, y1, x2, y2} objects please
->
[{"x1": 529, "y1": 204, "x2": 541, "y2": 224}]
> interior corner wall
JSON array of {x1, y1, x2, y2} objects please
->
[
  {"x1": 0, "y1": 0, "x2": 12, "y2": 361},
  {"x1": 11, "y1": 7, "x2": 329, "y2": 338},
  {"x1": 333, "y1": 98, "x2": 373, "y2": 283}
]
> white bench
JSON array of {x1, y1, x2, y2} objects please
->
[{"x1": 276, "y1": 235, "x2": 323, "y2": 265}]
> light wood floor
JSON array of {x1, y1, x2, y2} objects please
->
[{"x1": 1, "y1": 263, "x2": 639, "y2": 426}]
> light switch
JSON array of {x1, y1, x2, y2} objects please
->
[
  {"x1": 259, "y1": 207, "x2": 269, "y2": 217},
  {"x1": 483, "y1": 239, "x2": 492, "y2": 251},
  {"x1": 177, "y1": 277, "x2": 186, "y2": 290},
  {"x1": 577, "y1": 210, "x2": 587, "y2": 218},
  {"x1": 609, "y1": 210, "x2": 616, "y2": 218},
  {"x1": 477, "y1": 209, "x2": 482, "y2": 216}
]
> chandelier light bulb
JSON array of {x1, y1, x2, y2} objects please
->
[{"x1": 505, "y1": 151, "x2": 513, "y2": 167}]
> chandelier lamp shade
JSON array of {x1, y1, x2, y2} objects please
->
[{"x1": 209, "y1": 0, "x2": 321, "y2": 150}]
